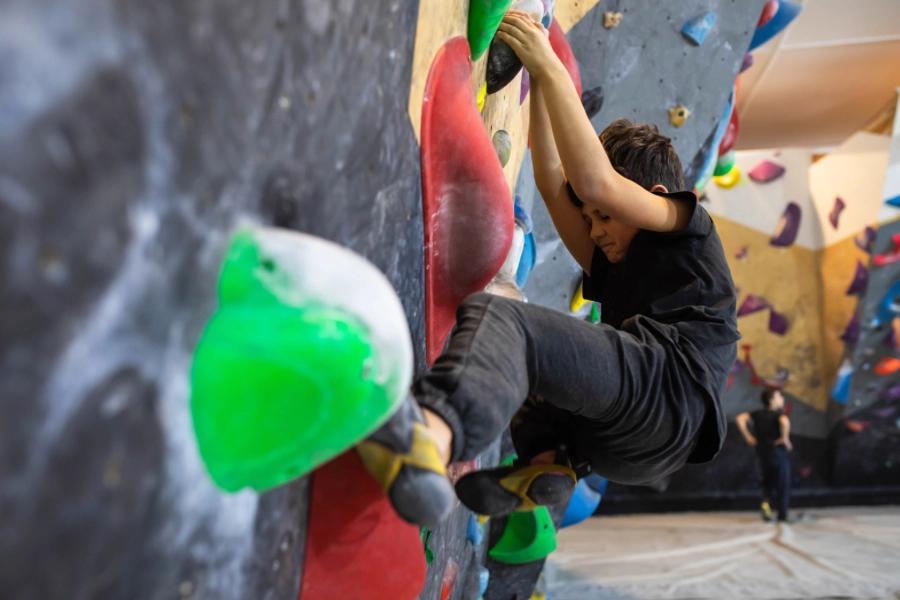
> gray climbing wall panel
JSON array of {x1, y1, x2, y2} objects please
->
[
  {"x1": 0, "y1": 0, "x2": 424, "y2": 598},
  {"x1": 523, "y1": 0, "x2": 767, "y2": 312}
]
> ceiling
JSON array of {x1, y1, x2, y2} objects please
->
[{"x1": 736, "y1": 0, "x2": 900, "y2": 150}]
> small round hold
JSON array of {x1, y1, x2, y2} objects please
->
[
  {"x1": 668, "y1": 105, "x2": 690, "y2": 127},
  {"x1": 604, "y1": 12, "x2": 623, "y2": 28},
  {"x1": 492, "y1": 130, "x2": 512, "y2": 167}
]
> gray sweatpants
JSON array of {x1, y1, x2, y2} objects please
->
[{"x1": 415, "y1": 293, "x2": 710, "y2": 485}]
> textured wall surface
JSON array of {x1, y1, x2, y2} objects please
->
[{"x1": 0, "y1": 0, "x2": 424, "y2": 598}]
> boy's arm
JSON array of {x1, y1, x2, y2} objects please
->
[
  {"x1": 498, "y1": 12, "x2": 692, "y2": 233},
  {"x1": 530, "y1": 79, "x2": 596, "y2": 274},
  {"x1": 735, "y1": 412, "x2": 757, "y2": 446},
  {"x1": 776, "y1": 415, "x2": 792, "y2": 450}
]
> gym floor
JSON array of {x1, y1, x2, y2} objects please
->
[{"x1": 545, "y1": 507, "x2": 900, "y2": 599}]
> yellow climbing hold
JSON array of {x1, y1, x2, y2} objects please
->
[
  {"x1": 478, "y1": 514, "x2": 491, "y2": 526},
  {"x1": 668, "y1": 105, "x2": 690, "y2": 127},
  {"x1": 603, "y1": 12, "x2": 623, "y2": 28},
  {"x1": 570, "y1": 281, "x2": 589, "y2": 313},
  {"x1": 713, "y1": 165, "x2": 742, "y2": 188},
  {"x1": 477, "y1": 82, "x2": 487, "y2": 112}
]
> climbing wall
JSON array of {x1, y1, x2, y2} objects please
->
[{"x1": 0, "y1": 0, "x2": 425, "y2": 597}]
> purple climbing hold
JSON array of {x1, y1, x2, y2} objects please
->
[
  {"x1": 748, "y1": 160, "x2": 785, "y2": 183},
  {"x1": 829, "y1": 197, "x2": 846, "y2": 229},
  {"x1": 520, "y1": 69, "x2": 530, "y2": 104},
  {"x1": 855, "y1": 226, "x2": 877, "y2": 253},
  {"x1": 737, "y1": 295, "x2": 769, "y2": 317},
  {"x1": 840, "y1": 313, "x2": 860, "y2": 344},
  {"x1": 768, "y1": 309, "x2": 788, "y2": 335},
  {"x1": 730, "y1": 359, "x2": 746, "y2": 375},
  {"x1": 879, "y1": 383, "x2": 900, "y2": 402},
  {"x1": 874, "y1": 405, "x2": 897, "y2": 418},
  {"x1": 740, "y1": 53, "x2": 754, "y2": 73},
  {"x1": 770, "y1": 202, "x2": 801, "y2": 247},
  {"x1": 845, "y1": 260, "x2": 869, "y2": 295}
]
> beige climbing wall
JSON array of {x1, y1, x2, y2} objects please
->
[
  {"x1": 406, "y1": 0, "x2": 599, "y2": 194},
  {"x1": 712, "y1": 214, "x2": 830, "y2": 410}
]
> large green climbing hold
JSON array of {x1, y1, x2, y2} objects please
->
[
  {"x1": 489, "y1": 507, "x2": 557, "y2": 564},
  {"x1": 468, "y1": 0, "x2": 514, "y2": 61},
  {"x1": 191, "y1": 227, "x2": 413, "y2": 493}
]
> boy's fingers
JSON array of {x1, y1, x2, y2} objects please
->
[{"x1": 496, "y1": 30, "x2": 525, "y2": 53}]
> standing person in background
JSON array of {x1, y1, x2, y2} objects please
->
[{"x1": 736, "y1": 390, "x2": 793, "y2": 522}]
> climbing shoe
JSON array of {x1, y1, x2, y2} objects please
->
[
  {"x1": 760, "y1": 501, "x2": 774, "y2": 522},
  {"x1": 356, "y1": 394, "x2": 455, "y2": 528},
  {"x1": 455, "y1": 463, "x2": 577, "y2": 517}
]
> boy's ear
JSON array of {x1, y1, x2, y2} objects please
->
[{"x1": 649, "y1": 184, "x2": 669, "y2": 194}]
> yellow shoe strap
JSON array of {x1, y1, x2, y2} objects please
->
[
  {"x1": 498, "y1": 464, "x2": 577, "y2": 512},
  {"x1": 356, "y1": 422, "x2": 447, "y2": 496}
]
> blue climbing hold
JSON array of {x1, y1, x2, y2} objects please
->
[
  {"x1": 479, "y1": 566, "x2": 490, "y2": 596},
  {"x1": 560, "y1": 479, "x2": 602, "y2": 528},
  {"x1": 885, "y1": 193, "x2": 900, "y2": 209},
  {"x1": 749, "y1": 0, "x2": 802, "y2": 51},
  {"x1": 516, "y1": 230, "x2": 536, "y2": 289},
  {"x1": 681, "y1": 12, "x2": 716, "y2": 46},
  {"x1": 582, "y1": 473, "x2": 608, "y2": 494},
  {"x1": 467, "y1": 513, "x2": 484, "y2": 546},
  {"x1": 878, "y1": 280, "x2": 900, "y2": 325},
  {"x1": 831, "y1": 361, "x2": 853, "y2": 404},
  {"x1": 514, "y1": 195, "x2": 534, "y2": 234}
]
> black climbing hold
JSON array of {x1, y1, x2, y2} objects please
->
[
  {"x1": 486, "y1": 36, "x2": 523, "y2": 95},
  {"x1": 581, "y1": 85, "x2": 604, "y2": 119}
]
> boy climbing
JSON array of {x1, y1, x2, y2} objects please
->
[
  {"x1": 736, "y1": 391, "x2": 793, "y2": 522},
  {"x1": 356, "y1": 10, "x2": 740, "y2": 527}
]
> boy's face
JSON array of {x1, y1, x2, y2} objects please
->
[{"x1": 581, "y1": 205, "x2": 640, "y2": 263}]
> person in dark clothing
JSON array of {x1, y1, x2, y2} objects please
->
[
  {"x1": 354, "y1": 10, "x2": 739, "y2": 527},
  {"x1": 736, "y1": 390, "x2": 793, "y2": 522}
]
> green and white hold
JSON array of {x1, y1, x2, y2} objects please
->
[{"x1": 191, "y1": 226, "x2": 413, "y2": 493}]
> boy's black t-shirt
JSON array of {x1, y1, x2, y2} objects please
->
[
  {"x1": 582, "y1": 191, "x2": 740, "y2": 463},
  {"x1": 750, "y1": 409, "x2": 785, "y2": 456}
]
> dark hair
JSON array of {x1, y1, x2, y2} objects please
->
[
  {"x1": 761, "y1": 390, "x2": 778, "y2": 408},
  {"x1": 567, "y1": 118, "x2": 684, "y2": 208}
]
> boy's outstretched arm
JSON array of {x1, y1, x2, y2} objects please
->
[
  {"x1": 530, "y1": 78, "x2": 596, "y2": 273},
  {"x1": 498, "y1": 12, "x2": 692, "y2": 233}
]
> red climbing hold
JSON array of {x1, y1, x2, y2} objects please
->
[
  {"x1": 548, "y1": 18, "x2": 582, "y2": 97},
  {"x1": 717, "y1": 108, "x2": 740, "y2": 156},
  {"x1": 757, "y1": 0, "x2": 779, "y2": 27},
  {"x1": 299, "y1": 451, "x2": 426, "y2": 600},
  {"x1": 873, "y1": 233, "x2": 900, "y2": 267},
  {"x1": 421, "y1": 37, "x2": 514, "y2": 365},
  {"x1": 440, "y1": 558, "x2": 460, "y2": 600}
]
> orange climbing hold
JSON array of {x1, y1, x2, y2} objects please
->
[
  {"x1": 874, "y1": 357, "x2": 900, "y2": 376},
  {"x1": 421, "y1": 37, "x2": 514, "y2": 365}
]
